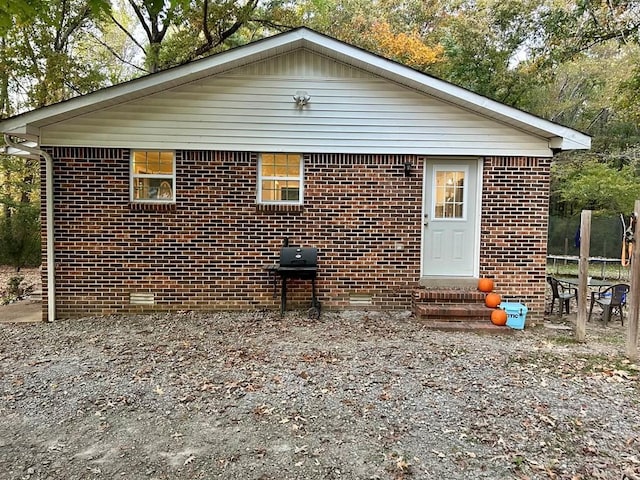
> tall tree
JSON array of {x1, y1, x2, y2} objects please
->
[
  {"x1": 0, "y1": 1, "x2": 111, "y2": 269},
  {"x1": 110, "y1": 0, "x2": 262, "y2": 73},
  {"x1": 540, "y1": 0, "x2": 640, "y2": 60},
  {"x1": 261, "y1": 0, "x2": 444, "y2": 70},
  {"x1": 6, "y1": 0, "x2": 109, "y2": 109},
  {"x1": 157, "y1": 0, "x2": 261, "y2": 68},
  {"x1": 426, "y1": 0, "x2": 550, "y2": 108}
]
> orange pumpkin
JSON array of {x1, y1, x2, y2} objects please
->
[
  {"x1": 491, "y1": 309, "x2": 508, "y2": 326},
  {"x1": 478, "y1": 278, "x2": 494, "y2": 293},
  {"x1": 485, "y1": 292, "x2": 501, "y2": 308}
]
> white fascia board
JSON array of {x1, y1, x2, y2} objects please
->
[
  {"x1": 1, "y1": 144, "x2": 41, "y2": 160},
  {"x1": 1, "y1": 123, "x2": 41, "y2": 140},
  {"x1": 549, "y1": 133, "x2": 591, "y2": 150}
]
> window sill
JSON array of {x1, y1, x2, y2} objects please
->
[
  {"x1": 129, "y1": 202, "x2": 176, "y2": 212},
  {"x1": 256, "y1": 203, "x2": 304, "y2": 213}
]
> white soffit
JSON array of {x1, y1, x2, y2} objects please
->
[{"x1": 0, "y1": 28, "x2": 590, "y2": 151}]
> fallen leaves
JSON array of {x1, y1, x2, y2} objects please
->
[{"x1": 2, "y1": 310, "x2": 639, "y2": 479}]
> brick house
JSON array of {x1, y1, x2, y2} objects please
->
[{"x1": 0, "y1": 28, "x2": 590, "y2": 322}]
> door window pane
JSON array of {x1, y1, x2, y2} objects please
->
[{"x1": 434, "y1": 170, "x2": 465, "y2": 219}]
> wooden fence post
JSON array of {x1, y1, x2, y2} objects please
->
[
  {"x1": 626, "y1": 200, "x2": 640, "y2": 360},
  {"x1": 576, "y1": 210, "x2": 591, "y2": 342}
]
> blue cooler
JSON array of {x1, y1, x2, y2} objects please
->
[{"x1": 498, "y1": 302, "x2": 528, "y2": 330}]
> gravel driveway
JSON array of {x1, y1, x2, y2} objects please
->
[{"x1": 1, "y1": 310, "x2": 639, "y2": 479}]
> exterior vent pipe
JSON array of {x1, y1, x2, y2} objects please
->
[{"x1": 3, "y1": 134, "x2": 55, "y2": 322}]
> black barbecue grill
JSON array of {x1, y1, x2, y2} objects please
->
[{"x1": 267, "y1": 246, "x2": 321, "y2": 318}]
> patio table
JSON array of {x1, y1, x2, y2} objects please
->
[
  {"x1": 557, "y1": 277, "x2": 630, "y2": 324},
  {"x1": 558, "y1": 277, "x2": 614, "y2": 288}
]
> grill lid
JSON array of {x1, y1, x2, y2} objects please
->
[{"x1": 279, "y1": 247, "x2": 318, "y2": 269}]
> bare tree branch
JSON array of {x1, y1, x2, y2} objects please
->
[
  {"x1": 191, "y1": 0, "x2": 259, "y2": 59},
  {"x1": 128, "y1": 0, "x2": 153, "y2": 44},
  {"x1": 86, "y1": 31, "x2": 149, "y2": 75},
  {"x1": 201, "y1": 0, "x2": 213, "y2": 48},
  {"x1": 109, "y1": 12, "x2": 147, "y2": 55}
]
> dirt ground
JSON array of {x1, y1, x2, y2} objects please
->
[
  {"x1": 0, "y1": 301, "x2": 41, "y2": 323},
  {"x1": 1, "y1": 305, "x2": 639, "y2": 480},
  {"x1": 0, "y1": 267, "x2": 41, "y2": 323}
]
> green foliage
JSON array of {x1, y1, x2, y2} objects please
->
[
  {"x1": 0, "y1": 0, "x2": 39, "y2": 35},
  {"x1": 0, "y1": 154, "x2": 40, "y2": 268},
  {"x1": 155, "y1": 0, "x2": 262, "y2": 69},
  {"x1": 616, "y1": 52, "x2": 640, "y2": 125},
  {"x1": 125, "y1": 0, "x2": 261, "y2": 72},
  {"x1": 0, "y1": 202, "x2": 41, "y2": 268},
  {"x1": 7, "y1": 276, "x2": 24, "y2": 296},
  {"x1": 553, "y1": 157, "x2": 640, "y2": 215},
  {"x1": 0, "y1": 0, "x2": 112, "y2": 112},
  {"x1": 431, "y1": 0, "x2": 549, "y2": 107}
]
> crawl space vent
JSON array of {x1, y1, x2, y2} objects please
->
[
  {"x1": 349, "y1": 294, "x2": 373, "y2": 306},
  {"x1": 130, "y1": 293, "x2": 155, "y2": 306}
]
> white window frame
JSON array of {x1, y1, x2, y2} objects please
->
[
  {"x1": 257, "y1": 153, "x2": 304, "y2": 205},
  {"x1": 130, "y1": 150, "x2": 176, "y2": 204}
]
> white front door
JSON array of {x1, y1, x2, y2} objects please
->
[{"x1": 422, "y1": 159, "x2": 480, "y2": 276}]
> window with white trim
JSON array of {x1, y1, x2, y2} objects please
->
[
  {"x1": 258, "y1": 153, "x2": 303, "y2": 204},
  {"x1": 131, "y1": 150, "x2": 175, "y2": 203}
]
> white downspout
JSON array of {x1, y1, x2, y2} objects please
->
[{"x1": 3, "y1": 134, "x2": 56, "y2": 322}]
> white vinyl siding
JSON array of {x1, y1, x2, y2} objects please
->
[{"x1": 41, "y1": 50, "x2": 551, "y2": 157}]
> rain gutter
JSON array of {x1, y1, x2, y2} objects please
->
[{"x1": 3, "y1": 134, "x2": 55, "y2": 322}]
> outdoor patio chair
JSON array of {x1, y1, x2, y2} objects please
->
[
  {"x1": 547, "y1": 276, "x2": 578, "y2": 315},
  {"x1": 588, "y1": 283, "x2": 630, "y2": 326}
]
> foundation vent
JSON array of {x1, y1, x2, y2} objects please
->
[
  {"x1": 130, "y1": 293, "x2": 155, "y2": 306},
  {"x1": 349, "y1": 294, "x2": 373, "y2": 306}
]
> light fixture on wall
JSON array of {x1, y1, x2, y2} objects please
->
[
  {"x1": 293, "y1": 90, "x2": 310, "y2": 107},
  {"x1": 404, "y1": 161, "x2": 412, "y2": 177}
]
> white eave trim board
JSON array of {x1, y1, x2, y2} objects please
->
[
  {"x1": 549, "y1": 133, "x2": 591, "y2": 151},
  {"x1": 1, "y1": 144, "x2": 41, "y2": 160}
]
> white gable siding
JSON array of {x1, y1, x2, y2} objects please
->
[{"x1": 41, "y1": 50, "x2": 551, "y2": 157}]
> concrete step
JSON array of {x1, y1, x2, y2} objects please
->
[{"x1": 29, "y1": 290, "x2": 42, "y2": 300}]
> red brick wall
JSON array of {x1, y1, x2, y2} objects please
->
[
  {"x1": 42, "y1": 149, "x2": 423, "y2": 319},
  {"x1": 480, "y1": 157, "x2": 551, "y2": 320},
  {"x1": 40, "y1": 149, "x2": 550, "y2": 320}
]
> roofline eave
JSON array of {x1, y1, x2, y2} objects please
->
[{"x1": 0, "y1": 28, "x2": 591, "y2": 151}]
